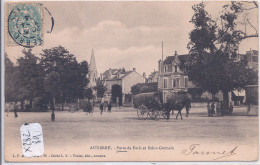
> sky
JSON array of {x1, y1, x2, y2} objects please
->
[{"x1": 5, "y1": 1, "x2": 259, "y2": 76}]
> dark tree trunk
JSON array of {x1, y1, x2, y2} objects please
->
[
  {"x1": 223, "y1": 89, "x2": 229, "y2": 104},
  {"x1": 50, "y1": 98, "x2": 55, "y2": 110},
  {"x1": 61, "y1": 95, "x2": 64, "y2": 110},
  {"x1": 222, "y1": 89, "x2": 230, "y2": 114},
  {"x1": 30, "y1": 100, "x2": 33, "y2": 107}
]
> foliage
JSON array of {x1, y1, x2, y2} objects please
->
[
  {"x1": 40, "y1": 46, "x2": 89, "y2": 102},
  {"x1": 45, "y1": 71, "x2": 60, "y2": 98},
  {"x1": 84, "y1": 88, "x2": 94, "y2": 100},
  {"x1": 184, "y1": 2, "x2": 258, "y2": 102},
  {"x1": 94, "y1": 80, "x2": 107, "y2": 98},
  {"x1": 17, "y1": 49, "x2": 45, "y2": 104},
  {"x1": 33, "y1": 97, "x2": 49, "y2": 111},
  {"x1": 111, "y1": 84, "x2": 122, "y2": 105},
  {"x1": 5, "y1": 53, "x2": 16, "y2": 102}
]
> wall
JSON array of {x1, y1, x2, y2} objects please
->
[{"x1": 122, "y1": 72, "x2": 145, "y2": 94}]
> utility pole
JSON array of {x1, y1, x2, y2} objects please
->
[{"x1": 162, "y1": 41, "x2": 164, "y2": 103}]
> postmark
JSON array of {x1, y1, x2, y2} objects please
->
[
  {"x1": 7, "y1": 3, "x2": 43, "y2": 47},
  {"x1": 20, "y1": 123, "x2": 44, "y2": 157}
]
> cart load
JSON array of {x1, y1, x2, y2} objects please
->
[{"x1": 133, "y1": 92, "x2": 161, "y2": 109}]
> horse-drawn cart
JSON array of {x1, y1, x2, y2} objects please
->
[{"x1": 133, "y1": 92, "x2": 191, "y2": 120}]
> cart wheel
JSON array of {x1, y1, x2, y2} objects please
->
[
  {"x1": 161, "y1": 110, "x2": 168, "y2": 119},
  {"x1": 137, "y1": 105, "x2": 148, "y2": 119},
  {"x1": 148, "y1": 110, "x2": 160, "y2": 119}
]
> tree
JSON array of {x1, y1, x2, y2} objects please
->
[
  {"x1": 40, "y1": 46, "x2": 89, "y2": 121},
  {"x1": 185, "y1": 2, "x2": 258, "y2": 105},
  {"x1": 84, "y1": 88, "x2": 94, "y2": 100},
  {"x1": 111, "y1": 84, "x2": 122, "y2": 106},
  {"x1": 94, "y1": 80, "x2": 107, "y2": 98},
  {"x1": 17, "y1": 49, "x2": 45, "y2": 109},
  {"x1": 5, "y1": 53, "x2": 16, "y2": 103},
  {"x1": 40, "y1": 46, "x2": 89, "y2": 107},
  {"x1": 45, "y1": 71, "x2": 60, "y2": 121}
]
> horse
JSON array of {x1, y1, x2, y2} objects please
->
[
  {"x1": 164, "y1": 101, "x2": 185, "y2": 120},
  {"x1": 163, "y1": 92, "x2": 192, "y2": 120}
]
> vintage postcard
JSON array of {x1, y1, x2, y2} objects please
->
[{"x1": 2, "y1": 0, "x2": 259, "y2": 163}]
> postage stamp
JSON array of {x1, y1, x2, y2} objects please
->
[{"x1": 6, "y1": 3, "x2": 43, "y2": 47}]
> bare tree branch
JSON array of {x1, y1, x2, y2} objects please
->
[
  {"x1": 246, "y1": 18, "x2": 258, "y2": 35},
  {"x1": 241, "y1": 34, "x2": 258, "y2": 40}
]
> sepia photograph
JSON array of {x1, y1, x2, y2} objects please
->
[{"x1": 2, "y1": 0, "x2": 259, "y2": 163}]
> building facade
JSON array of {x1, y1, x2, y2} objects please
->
[
  {"x1": 238, "y1": 49, "x2": 258, "y2": 71},
  {"x1": 158, "y1": 51, "x2": 193, "y2": 102},
  {"x1": 100, "y1": 68, "x2": 146, "y2": 103},
  {"x1": 147, "y1": 70, "x2": 158, "y2": 83}
]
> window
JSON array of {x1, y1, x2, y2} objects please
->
[
  {"x1": 163, "y1": 79, "x2": 167, "y2": 88},
  {"x1": 168, "y1": 65, "x2": 172, "y2": 72},
  {"x1": 175, "y1": 66, "x2": 177, "y2": 72},
  {"x1": 173, "y1": 78, "x2": 176, "y2": 87},
  {"x1": 185, "y1": 78, "x2": 188, "y2": 87},
  {"x1": 164, "y1": 67, "x2": 167, "y2": 73},
  {"x1": 163, "y1": 92, "x2": 167, "y2": 103},
  {"x1": 176, "y1": 78, "x2": 179, "y2": 87}
]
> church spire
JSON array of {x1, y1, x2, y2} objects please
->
[
  {"x1": 88, "y1": 49, "x2": 98, "y2": 87},
  {"x1": 89, "y1": 48, "x2": 97, "y2": 72}
]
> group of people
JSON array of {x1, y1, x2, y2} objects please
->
[
  {"x1": 83, "y1": 99, "x2": 113, "y2": 115},
  {"x1": 99, "y1": 101, "x2": 112, "y2": 115},
  {"x1": 207, "y1": 102, "x2": 219, "y2": 117},
  {"x1": 207, "y1": 101, "x2": 233, "y2": 117},
  {"x1": 5, "y1": 102, "x2": 18, "y2": 118},
  {"x1": 83, "y1": 100, "x2": 93, "y2": 115}
]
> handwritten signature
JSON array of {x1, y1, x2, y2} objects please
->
[{"x1": 181, "y1": 144, "x2": 238, "y2": 160}]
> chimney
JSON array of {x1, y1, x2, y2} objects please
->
[
  {"x1": 174, "y1": 51, "x2": 177, "y2": 56},
  {"x1": 143, "y1": 72, "x2": 146, "y2": 78},
  {"x1": 100, "y1": 73, "x2": 103, "y2": 80},
  {"x1": 133, "y1": 68, "x2": 136, "y2": 72}
]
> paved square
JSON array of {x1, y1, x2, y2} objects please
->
[{"x1": 4, "y1": 106, "x2": 259, "y2": 161}]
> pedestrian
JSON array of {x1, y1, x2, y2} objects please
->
[
  {"x1": 14, "y1": 102, "x2": 18, "y2": 118},
  {"x1": 220, "y1": 101, "x2": 225, "y2": 116},
  {"x1": 216, "y1": 101, "x2": 221, "y2": 117},
  {"x1": 230, "y1": 102, "x2": 233, "y2": 114},
  {"x1": 104, "y1": 101, "x2": 108, "y2": 112},
  {"x1": 211, "y1": 102, "x2": 215, "y2": 117},
  {"x1": 87, "y1": 100, "x2": 93, "y2": 115},
  {"x1": 5, "y1": 103, "x2": 10, "y2": 117},
  {"x1": 207, "y1": 102, "x2": 211, "y2": 117},
  {"x1": 108, "y1": 102, "x2": 112, "y2": 112},
  {"x1": 100, "y1": 103, "x2": 104, "y2": 115},
  {"x1": 247, "y1": 103, "x2": 251, "y2": 114}
]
